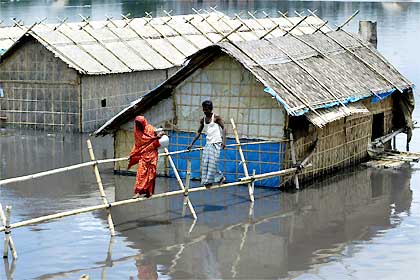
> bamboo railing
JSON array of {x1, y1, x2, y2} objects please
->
[{"x1": 0, "y1": 123, "x2": 312, "y2": 260}]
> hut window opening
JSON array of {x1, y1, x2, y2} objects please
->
[
  {"x1": 372, "y1": 113, "x2": 384, "y2": 140},
  {"x1": 101, "y1": 98, "x2": 107, "y2": 107},
  {"x1": 0, "y1": 88, "x2": 4, "y2": 98}
]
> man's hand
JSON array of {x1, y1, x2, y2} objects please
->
[{"x1": 221, "y1": 143, "x2": 226, "y2": 149}]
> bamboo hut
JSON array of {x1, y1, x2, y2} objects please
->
[
  {"x1": 0, "y1": 13, "x2": 328, "y2": 132},
  {"x1": 94, "y1": 29, "x2": 414, "y2": 187}
]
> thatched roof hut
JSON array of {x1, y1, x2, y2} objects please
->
[
  {"x1": 94, "y1": 29, "x2": 414, "y2": 187},
  {"x1": 0, "y1": 13, "x2": 328, "y2": 132}
]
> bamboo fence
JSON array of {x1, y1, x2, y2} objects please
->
[{"x1": 0, "y1": 120, "x2": 314, "y2": 260}]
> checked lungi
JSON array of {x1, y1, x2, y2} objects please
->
[{"x1": 201, "y1": 143, "x2": 224, "y2": 185}]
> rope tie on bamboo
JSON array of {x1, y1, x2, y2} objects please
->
[
  {"x1": 107, "y1": 203, "x2": 112, "y2": 209},
  {"x1": 5, "y1": 225, "x2": 11, "y2": 235}
]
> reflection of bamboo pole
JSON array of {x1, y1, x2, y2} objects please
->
[
  {"x1": 165, "y1": 148, "x2": 197, "y2": 220},
  {"x1": 0, "y1": 204, "x2": 17, "y2": 259},
  {"x1": 182, "y1": 160, "x2": 192, "y2": 217},
  {"x1": 289, "y1": 132, "x2": 300, "y2": 189},
  {"x1": 87, "y1": 139, "x2": 116, "y2": 236},
  {"x1": 2, "y1": 206, "x2": 12, "y2": 258},
  {"x1": 0, "y1": 140, "x2": 284, "y2": 186},
  {"x1": 0, "y1": 164, "x2": 309, "y2": 233},
  {"x1": 230, "y1": 119, "x2": 254, "y2": 202},
  {"x1": 3, "y1": 258, "x2": 16, "y2": 280}
]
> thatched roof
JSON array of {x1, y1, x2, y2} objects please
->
[
  {"x1": 94, "y1": 30, "x2": 413, "y2": 136},
  {"x1": 0, "y1": 13, "x2": 329, "y2": 75}
]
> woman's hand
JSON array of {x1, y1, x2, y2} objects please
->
[{"x1": 156, "y1": 131, "x2": 165, "y2": 138}]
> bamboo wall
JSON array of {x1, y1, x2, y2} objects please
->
[
  {"x1": 0, "y1": 40, "x2": 80, "y2": 132},
  {"x1": 81, "y1": 68, "x2": 176, "y2": 132},
  {"x1": 285, "y1": 95, "x2": 394, "y2": 184},
  {"x1": 113, "y1": 55, "x2": 287, "y2": 186}
]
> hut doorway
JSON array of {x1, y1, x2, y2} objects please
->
[{"x1": 372, "y1": 113, "x2": 384, "y2": 140}]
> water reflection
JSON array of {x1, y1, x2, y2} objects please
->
[{"x1": 107, "y1": 167, "x2": 412, "y2": 279}]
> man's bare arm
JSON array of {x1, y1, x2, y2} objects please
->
[{"x1": 187, "y1": 118, "x2": 204, "y2": 150}]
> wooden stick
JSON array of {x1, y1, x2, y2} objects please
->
[
  {"x1": 86, "y1": 139, "x2": 116, "y2": 236},
  {"x1": 2, "y1": 206, "x2": 12, "y2": 258},
  {"x1": 182, "y1": 160, "x2": 192, "y2": 217},
  {"x1": 336, "y1": 10, "x2": 359, "y2": 31},
  {"x1": 0, "y1": 165, "x2": 309, "y2": 233},
  {"x1": 230, "y1": 119, "x2": 254, "y2": 202},
  {"x1": 289, "y1": 132, "x2": 300, "y2": 189},
  {"x1": 164, "y1": 148, "x2": 197, "y2": 220},
  {"x1": 0, "y1": 205, "x2": 17, "y2": 260}
]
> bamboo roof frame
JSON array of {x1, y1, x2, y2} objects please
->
[{"x1": 195, "y1": 10, "x2": 327, "y2": 121}]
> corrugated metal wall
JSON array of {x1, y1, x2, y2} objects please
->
[{"x1": 0, "y1": 40, "x2": 80, "y2": 132}]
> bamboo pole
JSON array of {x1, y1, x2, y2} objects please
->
[
  {"x1": 2, "y1": 206, "x2": 12, "y2": 258},
  {"x1": 0, "y1": 165, "x2": 309, "y2": 233},
  {"x1": 86, "y1": 139, "x2": 116, "y2": 236},
  {"x1": 182, "y1": 160, "x2": 192, "y2": 217},
  {"x1": 164, "y1": 148, "x2": 197, "y2": 220},
  {"x1": 0, "y1": 140, "x2": 284, "y2": 186},
  {"x1": 289, "y1": 132, "x2": 300, "y2": 189},
  {"x1": 0, "y1": 205, "x2": 16, "y2": 260},
  {"x1": 305, "y1": 9, "x2": 404, "y2": 93},
  {"x1": 230, "y1": 119, "x2": 254, "y2": 202}
]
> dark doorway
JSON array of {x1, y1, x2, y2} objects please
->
[{"x1": 372, "y1": 113, "x2": 384, "y2": 140}]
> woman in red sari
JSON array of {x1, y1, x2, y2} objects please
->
[{"x1": 128, "y1": 116, "x2": 163, "y2": 198}]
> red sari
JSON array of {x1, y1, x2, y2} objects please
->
[{"x1": 128, "y1": 116, "x2": 161, "y2": 196}]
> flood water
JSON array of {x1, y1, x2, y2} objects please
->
[{"x1": 1, "y1": 0, "x2": 420, "y2": 279}]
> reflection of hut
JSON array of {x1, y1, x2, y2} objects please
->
[
  {"x1": 0, "y1": 14, "x2": 327, "y2": 132},
  {"x1": 94, "y1": 30, "x2": 414, "y2": 187},
  {"x1": 106, "y1": 167, "x2": 412, "y2": 278}
]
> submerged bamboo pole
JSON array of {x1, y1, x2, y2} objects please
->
[
  {"x1": 182, "y1": 160, "x2": 192, "y2": 217},
  {"x1": 289, "y1": 132, "x2": 300, "y2": 190},
  {"x1": 2, "y1": 206, "x2": 12, "y2": 258},
  {"x1": 0, "y1": 140, "x2": 284, "y2": 187},
  {"x1": 0, "y1": 165, "x2": 308, "y2": 233},
  {"x1": 230, "y1": 119, "x2": 254, "y2": 202},
  {"x1": 0, "y1": 205, "x2": 17, "y2": 260},
  {"x1": 165, "y1": 148, "x2": 197, "y2": 220},
  {"x1": 86, "y1": 139, "x2": 115, "y2": 236}
]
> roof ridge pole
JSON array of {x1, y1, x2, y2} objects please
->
[
  {"x1": 54, "y1": 17, "x2": 69, "y2": 31},
  {"x1": 277, "y1": 11, "x2": 305, "y2": 35},
  {"x1": 306, "y1": 9, "x2": 404, "y2": 93},
  {"x1": 261, "y1": 13, "x2": 349, "y2": 110},
  {"x1": 162, "y1": 16, "x2": 203, "y2": 51},
  {"x1": 121, "y1": 13, "x2": 134, "y2": 28},
  {"x1": 232, "y1": 13, "x2": 260, "y2": 39},
  {"x1": 146, "y1": 17, "x2": 191, "y2": 57},
  {"x1": 336, "y1": 10, "x2": 359, "y2": 31},
  {"x1": 121, "y1": 16, "x2": 176, "y2": 66},
  {"x1": 79, "y1": 24, "x2": 134, "y2": 71},
  {"x1": 325, "y1": 13, "x2": 411, "y2": 86},
  {"x1": 209, "y1": 7, "x2": 249, "y2": 41},
  {"x1": 197, "y1": 12, "x2": 326, "y2": 121},
  {"x1": 11, "y1": 22, "x2": 87, "y2": 73},
  {"x1": 105, "y1": 15, "x2": 118, "y2": 28},
  {"x1": 247, "y1": 14, "x2": 345, "y2": 108},
  {"x1": 293, "y1": 11, "x2": 384, "y2": 100},
  {"x1": 53, "y1": 25, "x2": 113, "y2": 71},
  {"x1": 11, "y1": 18, "x2": 23, "y2": 27},
  {"x1": 184, "y1": 16, "x2": 216, "y2": 44},
  {"x1": 103, "y1": 24, "x2": 155, "y2": 69},
  {"x1": 78, "y1": 14, "x2": 93, "y2": 29}
]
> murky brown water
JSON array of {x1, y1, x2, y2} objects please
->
[{"x1": 1, "y1": 0, "x2": 420, "y2": 279}]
